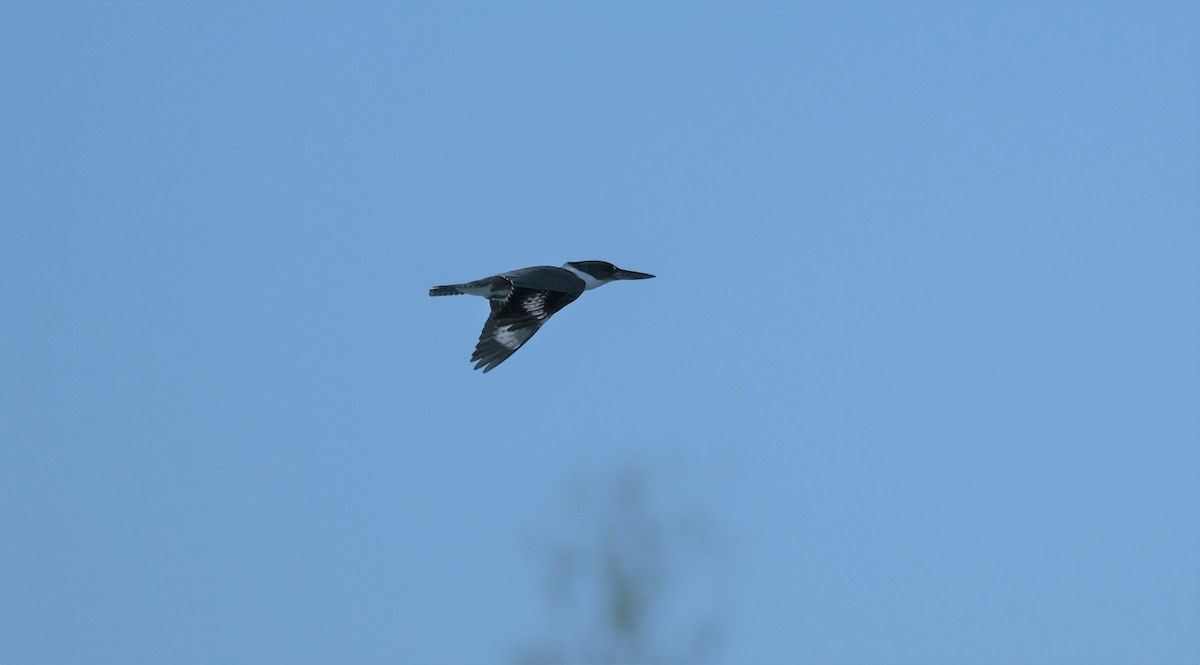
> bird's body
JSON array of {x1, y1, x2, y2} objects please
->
[{"x1": 429, "y1": 260, "x2": 654, "y2": 372}]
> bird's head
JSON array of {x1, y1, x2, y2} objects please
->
[{"x1": 564, "y1": 261, "x2": 655, "y2": 290}]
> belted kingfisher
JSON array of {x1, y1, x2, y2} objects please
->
[{"x1": 429, "y1": 260, "x2": 655, "y2": 372}]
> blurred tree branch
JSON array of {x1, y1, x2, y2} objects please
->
[{"x1": 514, "y1": 463, "x2": 725, "y2": 665}]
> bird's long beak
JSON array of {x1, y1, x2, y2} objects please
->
[{"x1": 613, "y1": 268, "x2": 655, "y2": 280}]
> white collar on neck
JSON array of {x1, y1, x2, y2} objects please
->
[{"x1": 562, "y1": 264, "x2": 605, "y2": 291}]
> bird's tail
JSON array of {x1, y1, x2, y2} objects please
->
[{"x1": 429, "y1": 284, "x2": 465, "y2": 297}]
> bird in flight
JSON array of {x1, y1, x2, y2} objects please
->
[{"x1": 429, "y1": 260, "x2": 655, "y2": 373}]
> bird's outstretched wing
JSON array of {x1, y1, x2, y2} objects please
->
[{"x1": 471, "y1": 286, "x2": 581, "y2": 373}]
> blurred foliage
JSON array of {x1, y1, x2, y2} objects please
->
[{"x1": 514, "y1": 463, "x2": 725, "y2": 665}]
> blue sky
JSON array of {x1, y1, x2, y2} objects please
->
[{"x1": 2, "y1": 2, "x2": 1198, "y2": 663}]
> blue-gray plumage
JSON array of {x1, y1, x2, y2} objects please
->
[{"x1": 429, "y1": 260, "x2": 655, "y2": 373}]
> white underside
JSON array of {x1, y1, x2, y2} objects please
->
[{"x1": 562, "y1": 264, "x2": 605, "y2": 291}]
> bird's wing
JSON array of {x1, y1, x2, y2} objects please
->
[{"x1": 471, "y1": 287, "x2": 582, "y2": 373}]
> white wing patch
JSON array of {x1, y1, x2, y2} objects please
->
[
  {"x1": 521, "y1": 292, "x2": 547, "y2": 318},
  {"x1": 494, "y1": 324, "x2": 524, "y2": 350}
]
